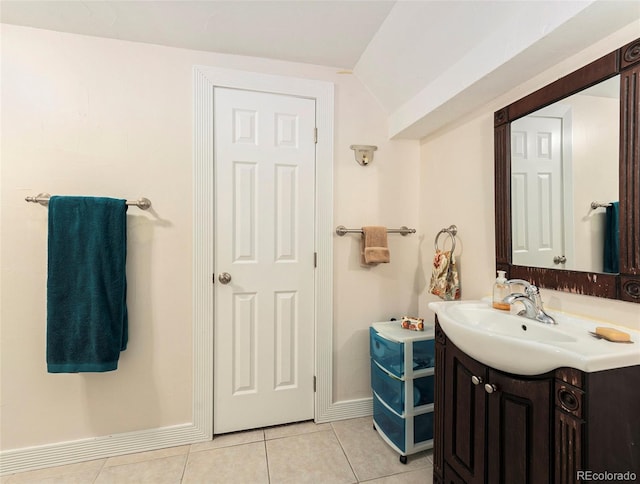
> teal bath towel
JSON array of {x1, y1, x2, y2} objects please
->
[
  {"x1": 603, "y1": 201, "x2": 619, "y2": 274},
  {"x1": 47, "y1": 196, "x2": 128, "y2": 373}
]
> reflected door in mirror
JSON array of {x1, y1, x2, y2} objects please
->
[
  {"x1": 508, "y1": 77, "x2": 619, "y2": 274},
  {"x1": 511, "y1": 114, "x2": 568, "y2": 269}
]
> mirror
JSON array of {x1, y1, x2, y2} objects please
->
[
  {"x1": 510, "y1": 76, "x2": 620, "y2": 273},
  {"x1": 494, "y1": 37, "x2": 640, "y2": 303}
]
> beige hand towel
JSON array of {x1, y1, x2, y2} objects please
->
[{"x1": 361, "y1": 226, "x2": 390, "y2": 265}]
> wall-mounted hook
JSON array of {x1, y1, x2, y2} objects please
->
[{"x1": 350, "y1": 145, "x2": 377, "y2": 166}]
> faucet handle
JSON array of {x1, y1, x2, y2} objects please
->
[{"x1": 507, "y1": 279, "x2": 540, "y2": 297}]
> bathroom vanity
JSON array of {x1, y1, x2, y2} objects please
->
[{"x1": 433, "y1": 320, "x2": 640, "y2": 484}]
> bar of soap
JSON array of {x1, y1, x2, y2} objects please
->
[
  {"x1": 401, "y1": 316, "x2": 424, "y2": 331},
  {"x1": 595, "y1": 327, "x2": 631, "y2": 342}
]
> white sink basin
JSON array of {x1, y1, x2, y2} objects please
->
[{"x1": 428, "y1": 300, "x2": 640, "y2": 375}]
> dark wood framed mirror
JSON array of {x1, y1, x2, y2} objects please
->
[{"x1": 494, "y1": 37, "x2": 640, "y2": 303}]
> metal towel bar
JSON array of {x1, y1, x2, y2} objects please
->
[
  {"x1": 590, "y1": 201, "x2": 612, "y2": 210},
  {"x1": 434, "y1": 225, "x2": 457, "y2": 253},
  {"x1": 335, "y1": 225, "x2": 415, "y2": 236},
  {"x1": 25, "y1": 193, "x2": 152, "y2": 210}
]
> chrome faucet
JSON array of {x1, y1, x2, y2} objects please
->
[{"x1": 503, "y1": 279, "x2": 556, "y2": 325}]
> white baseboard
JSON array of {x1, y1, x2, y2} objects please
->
[
  {"x1": 1, "y1": 397, "x2": 374, "y2": 476},
  {"x1": 316, "y1": 396, "x2": 373, "y2": 423},
  {"x1": 1, "y1": 399, "x2": 374, "y2": 476},
  {"x1": 0, "y1": 423, "x2": 209, "y2": 476}
]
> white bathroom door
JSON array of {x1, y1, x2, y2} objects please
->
[
  {"x1": 213, "y1": 88, "x2": 316, "y2": 434},
  {"x1": 510, "y1": 116, "x2": 565, "y2": 268}
]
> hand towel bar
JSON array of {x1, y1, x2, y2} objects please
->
[
  {"x1": 434, "y1": 225, "x2": 457, "y2": 252},
  {"x1": 335, "y1": 225, "x2": 415, "y2": 236},
  {"x1": 25, "y1": 193, "x2": 152, "y2": 210}
]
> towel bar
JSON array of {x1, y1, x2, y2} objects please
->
[
  {"x1": 590, "y1": 201, "x2": 612, "y2": 210},
  {"x1": 335, "y1": 225, "x2": 415, "y2": 236},
  {"x1": 434, "y1": 225, "x2": 457, "y2": 253},
  {"x1": 25, "y1": 193, "x2": 152, "y2": 210}
]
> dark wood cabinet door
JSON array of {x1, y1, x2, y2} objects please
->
[
  {"x1": 443, "y1": 343, "x2": 487, "y2": 484},
  {"x1": 443, "y1": 462, "x2": 469, "y2": 484},
  {"x1": 486, "y1": 369, "x2": 552, "y2": 484}
]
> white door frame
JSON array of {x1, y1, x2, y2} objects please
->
[{"x1": 193, "y1": 66, "x2": 336, "y2": 437}]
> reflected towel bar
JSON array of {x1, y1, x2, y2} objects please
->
[
  {"x1": 590, "y1": 201, "x2": 612, "y2": 210},
  {"x1": 25, "y1": 193, "x2": 152, "y2": 210},
  {"x1": 335, "y1": 225, "x2": 415, "y2": 236}
]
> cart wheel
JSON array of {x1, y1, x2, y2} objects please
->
[{"x1": 399, "y1": 455, "x2": 408, "y2": 464}]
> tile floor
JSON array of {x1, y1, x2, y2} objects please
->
[{"x1": 1, "y1": 417, "x2": 434, "y2": 483}]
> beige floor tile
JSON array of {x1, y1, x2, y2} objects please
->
[
  {"x1": 103, "y1": 445, "x2": 190, "y2": 467},
  {"x1": 332, "y1": 417, "x2": 432, "y2": 482},
  {"x1": 266, "y1": 429, "x2": 356, "y2": 484},
  {"x1": 4, "y1": 470, "x2": 99, "y2": 484},
  {"x1": 182, "y1": 441, "x2": 268, "y2": 484},
  {"x1": 363, "y1": 468, "x2": 433, "y2": 483},
  {"x1": 94, "y1": 454, "x2": 186, "y2": 484},
  {"x1": 264, "y1": 420, "x2": 331, "y2": 440},
  {"x1": 190, "y1": 428, "x2": 264, "y2": 453},
  {"x1": 4, "y1": 459, "x2": 105, "y2": 484}
]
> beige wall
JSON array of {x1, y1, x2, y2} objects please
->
[
  {"x1": 569, "y1": 93, "x2": 619, "y2": 272},
  {"x1": 0, "y1": 24, "x2": 420, "y2": 451},
  {"x1": 419, "y1": 23, "x2": 640, "y2": 332},
  {"x1": 2, "y1": 19, "x2": 638, "y2": 456}
]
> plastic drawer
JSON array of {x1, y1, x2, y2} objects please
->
[
  {"x1": 370, "y1": 327, "x2": 404, "y2": 377},
  {"x1": 414, "y1": 374, "x2": 435, "y2": 408},
  {"x1": 373, "y1": 393, "x2": 406, "y2": 452},
  {"x1": 370, "y1": 327, "x2": 435, "y2": 377},
  {"x1": 373, "y1": 394, "x2": 435, "y2": 453},
  {"x1": 371, "y1": 361, "x2": 435, "y2": 414},
  {"x1": 414, "y1": 411, "x2": 434, "y2": 443},
  {"x1": 371, "y1": 360, "x2": 404, "y2": 413},
  {"x1": 413, "y1": 339, "x2": 435, "y2": 371}
]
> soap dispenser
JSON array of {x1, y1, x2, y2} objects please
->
[{"x1": 492, "y1": 270, "x2": 510, "y2": 310}]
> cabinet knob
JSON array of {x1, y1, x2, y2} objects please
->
[
  {"x1": 471, "y1": 375, "x2": 484, "y2": 385},
  {"x1": 484, "y1": 383, "x2": 498, "y2": 394}
]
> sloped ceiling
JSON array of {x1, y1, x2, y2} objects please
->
[
  {"x1": 363, "y1": 0, "x2": 640, "y2": 138},
  {"x1": 1, "y1": 0, "x2": 639, "y2": 139},
  {"x1": 0, "y1": 0, "x2": 396, "y2": 67}
]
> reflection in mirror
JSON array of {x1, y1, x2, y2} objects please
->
[{"x1": 510, "y1": 76, "x2": 620, "y2": 274}]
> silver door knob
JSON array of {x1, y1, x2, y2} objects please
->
[
  {"x1": 471, "y1": 376, "x2": 483, "y2": 385},
  {"x1": 553, "y1": 255, "x2": 567, "y2": 264},
  {"x1": 218, "y1": 272, "x2": 232, "y2": 284},
  {"x1": 484, "y1": 383, "x2": 498, "y2": 394}
]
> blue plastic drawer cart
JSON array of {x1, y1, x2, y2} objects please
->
[{"x1": 370, "y1": 321, "x2": 435, "y2": 463}]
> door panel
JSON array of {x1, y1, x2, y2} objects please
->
[
  {"x1": 444, "y1": 344, "x2": 487, "y2": 484},
  {"x1": 214, "y1": 88, "x2": 316, "y2": 434},
  {"x1": 486, "y1": 370, "x2": 552, "y2": 484}
]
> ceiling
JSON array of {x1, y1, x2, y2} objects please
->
[
  {"x1": 0, "y1": 0, "x2": 396, "y2": 68},
  {"x1": 2, "y1": 0, "x2": 639, "y2": 139}
]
